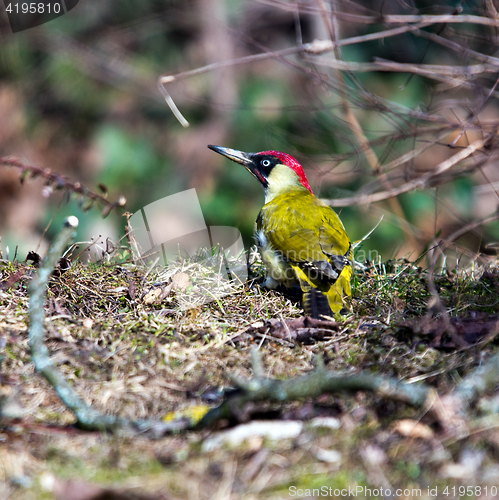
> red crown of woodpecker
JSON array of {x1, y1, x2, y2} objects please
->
[{"x1": 258, "y1": 150, "x2": 313, "y2": 194}]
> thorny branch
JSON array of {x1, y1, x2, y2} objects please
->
[{"x1": 1, "y1": 157, "x2": 127, "y2": 217}]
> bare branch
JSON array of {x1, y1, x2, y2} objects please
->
[
  {"x1": 443, "y1": 211, "x2": 499, "y2": 245},
  {"x1": 376, "y1": 130, "x2": 452, "y2": 175},
  {"x1": 159, "y1": 22, "x2": 434, "y2": 85},
  {"x1": 311, "y1": 57, "x2": 498, "y2": 77},
  {"x1": 260, "y1": 3, "x2": 499, "y2": 27},
  {"x1": 351, "y1": 13, "x2": 499, "y2": 27},
  {"x1": 201, "y1": 348, "x2": 430, "y2": 426},
  {"x1": 413, "y1": 27, "x2": 499, "y2": 67},
  {"x1": 323, "y1": 137, "x2": 488, "y2": 207}
]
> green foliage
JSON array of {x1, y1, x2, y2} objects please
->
[
  {"x1": 95, "y1": 125, "x2": 165, "y2": 189},
  {"x1": 46, "y1": 55, "x2": 109, "y2": 114}
]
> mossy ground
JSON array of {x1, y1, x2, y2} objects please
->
[{"x1": 1, "y1": 253, "x2": 499, "y2": 499}]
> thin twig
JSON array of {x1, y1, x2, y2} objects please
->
[
  {"x1": 258, "y1": 4, "x2": 499, "y2": 27},
  {"x1": 311, "y1": 57, "x2": 498, "y2": 76},
  {"x1": 413, "y1": 27, "x2": 499, "y2": 68},
  {"x1": 375, "y1": 130, "x2": 453, "y2": 175},
  {"x1": 159, "y1": 21, "x2": 433, "y2": 85},
  {"x1": 1, "y1": 157, "x2": 126, "y2": 215},
  {"x1": 323, "y1": 137, "x2": 488, "y2": 206},
  {"x1": 157, "y1": 80, "x2": 190, "y2": 127},
  {"x1": 444, "y1": 211, "x2": 499, "y2": 245}
]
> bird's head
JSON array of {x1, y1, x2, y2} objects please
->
[{"x1": 208, "y1": 145, "x2": 314, "y2": 202}]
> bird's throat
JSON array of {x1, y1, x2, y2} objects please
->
[{"x1": 263, "y1": 164, "x2": 312, "y2": 203}]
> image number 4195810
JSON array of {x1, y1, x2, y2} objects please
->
[{"x1": 3, "y1": 0, "x2": 79, "y2": 33}]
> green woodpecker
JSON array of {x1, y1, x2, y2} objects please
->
[{"x1": 208, "y1": 145, "x2": 352, "y2": 318}]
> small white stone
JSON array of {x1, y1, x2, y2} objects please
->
[
  {"x1": 314, "y1": 448, "x2": 342, "y2": 463},
  {"x1": 309, "y1": 417, "x2": 341, "y2": 429},
  {"x1": 39, "y1": 472, "x2": 56, "y2": 491},
  {"x1": 202, "y1": 420, "x2": 303, "y2": 452}
]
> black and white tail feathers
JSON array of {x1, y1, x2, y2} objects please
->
[{"x1": 303, "y1": 287, "x2": 333, "y2": 319}]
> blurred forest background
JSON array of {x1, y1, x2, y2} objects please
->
[{"x1": 1, "y1": 0, "x2": 499, "y2": 267}]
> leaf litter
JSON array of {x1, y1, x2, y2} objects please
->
[{"x1": 1, "y1": 254, "x2": 499, "y2": 498}]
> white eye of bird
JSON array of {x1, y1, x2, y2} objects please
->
[{"x1": 261, "y1": 160, "x2": 271, "y2": 167}]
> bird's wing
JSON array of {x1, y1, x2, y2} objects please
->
[
  {"x1": 258, "y1": 192, "x2": 352, "y2": 314},
  {"x1": 260, "y1": 193, "x2": 351, "y2": 271}
]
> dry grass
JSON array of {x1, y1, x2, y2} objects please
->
[{"x1": 1, "y1": 251, "x2": 499, "y2": 499}]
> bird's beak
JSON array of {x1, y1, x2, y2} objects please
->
[{"x1": 208, "y1": 145, "x2": 253, "y2": 168}]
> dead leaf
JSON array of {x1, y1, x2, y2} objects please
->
[
  {"x1": 171, "y1": 272, "x2": 190, "y2": 292},
  {"x1": 26, "y1": 251, "x2": 41, "y2": 266},
  {"x1": 393, "y1": 295, "x2": 405, "y2": 312},
  {"x1": 143, "y1": 283, "x2": 174, "y2": 305},
  {"x1": 143, "y1": 288, "x2": 162, "y2": 305},
  {"x1": 184, "y1": 307, "x2": 199, "y2": 319},
  {"x1": 48, "y1": 298, "x2": 70, "y2": 317},
  {"x1": 398, "y1": 312, "x2": 499, "y2": 348},
  {"x1": 0, "y1": 384, "x2": 24, "y2": 419},
  {"x1": 0, "y1": 269, "x2": 25, "y2": 291},
  {"x1": 128, "y1": 281, "x2": 136, "y2": 300}
]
